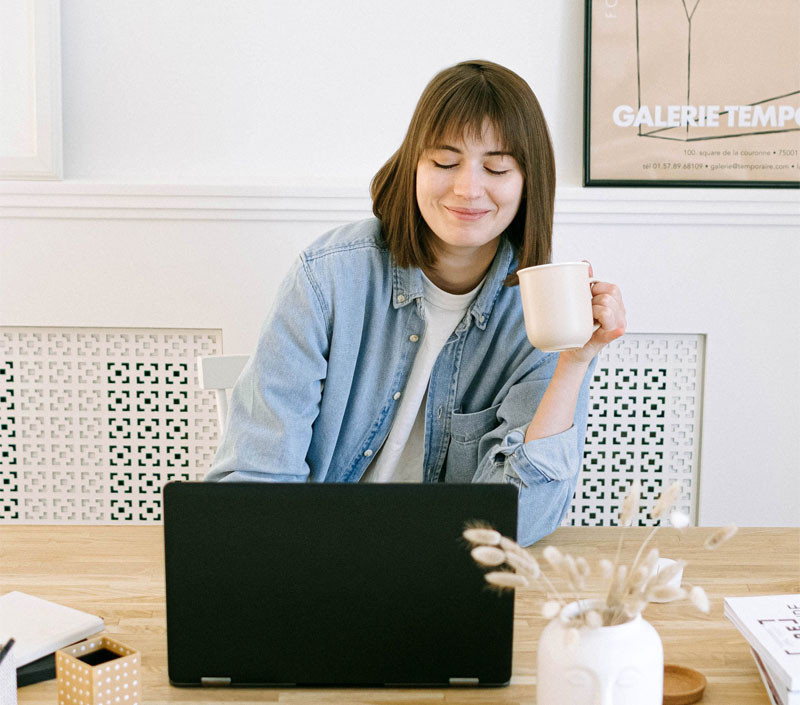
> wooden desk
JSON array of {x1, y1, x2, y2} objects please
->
[{"x1": 2, "y1": 526, "x2": 798, "y2": 704}]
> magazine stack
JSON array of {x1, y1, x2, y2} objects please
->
[{"x1": 725, "y1": 594, "x2": 800, "y2": 705}]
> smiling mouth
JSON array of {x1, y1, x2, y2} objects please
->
[{"x1": 444, "y1": 206, "x2": 491, "y2": 220}]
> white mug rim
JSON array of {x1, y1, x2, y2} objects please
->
[{"x1": 518, "y1": 261, "x2": 590, "y2": 274}]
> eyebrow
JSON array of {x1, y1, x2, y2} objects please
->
[{"x1": 432, "y1": 145, "x2": 513, "y2": 157}]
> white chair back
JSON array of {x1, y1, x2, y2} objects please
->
[{"x1": 196, "y1": 354, "x2": 249, "y2": 437}]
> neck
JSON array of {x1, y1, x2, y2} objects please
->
[{"x1": 422, "y1": 237, "x2": 499, "y2": 295}]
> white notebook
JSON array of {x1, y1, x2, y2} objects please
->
[
  {"x1": 725, "y1": 594, "x2": 800, "y2": 692},
  {"x1": 0, "y1": 592, "x2": 104, "y2": 667},
  {"x1": 752, "y1": 647, "x2": 800, "y2": 705}
]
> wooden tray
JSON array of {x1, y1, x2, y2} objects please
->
[{"x1": 664, "y1": 663, "x2": 707, "y2": 705}]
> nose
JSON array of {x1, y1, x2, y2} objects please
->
[{"x1": 452, "y1": 164, "x2": 484, "y2": 200}]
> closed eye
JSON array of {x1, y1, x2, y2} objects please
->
[{"x1": 432, "y1": 161, "x2": 509, "y2": 175}]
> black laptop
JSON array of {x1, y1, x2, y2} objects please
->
[{"x1": 163, "y1": 482, "x2": 517, "y2": 687}]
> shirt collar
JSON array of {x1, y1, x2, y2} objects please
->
[{"x1": 391, "y1": 235, "x2": 515, "y2": 331}]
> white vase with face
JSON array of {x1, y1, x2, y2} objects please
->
[{"x1": 537, "y1": 600, "x2": 663, "y2": 705}]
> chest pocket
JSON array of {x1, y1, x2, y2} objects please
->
[{"x1": 445, "y1": 403, "x2": 501, "y2": 483}]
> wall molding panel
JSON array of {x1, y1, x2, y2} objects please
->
[
  {"x1": 0, "y1": 0, "x2": 62, "y2": 180},
  {"x1": 1, "y1": 184, "x2": 798, "y2": 225}
]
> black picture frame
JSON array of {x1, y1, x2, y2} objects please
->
[{"x1": 583, "y1": 0, "x2": 800, "y2": 188}]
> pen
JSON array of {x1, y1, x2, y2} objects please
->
[{"x1": 0, "y1": 638, "x2": 14, "y2": 666}]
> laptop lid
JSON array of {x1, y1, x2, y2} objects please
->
[{"x1": 163, "y1": 481, "x2": 517, "y2": 687}]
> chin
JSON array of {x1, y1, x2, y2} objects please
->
[{"x1": 438, "y1": 234, "x2": 500, "y2": 252}]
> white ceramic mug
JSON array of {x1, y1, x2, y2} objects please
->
[{"x1": 517, "y1": 261, "x2": 599, "y2": 352}]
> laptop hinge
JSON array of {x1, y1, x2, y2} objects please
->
[
  {"x1": 449, "y1": 677, "x2": 479, "y2": 686},
  {"x1": 201, "y1": 677, "x2": 231, "y2": 686}
]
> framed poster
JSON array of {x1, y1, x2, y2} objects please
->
[{"x1": 584, "y1": 0, "x2": 800, "y2": 187}]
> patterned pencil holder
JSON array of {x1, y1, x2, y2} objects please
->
[{"x1": 56, "y1": 636, "x2": 140, "y2": 705}]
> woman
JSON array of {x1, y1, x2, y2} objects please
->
[{"x1": 205, "y1": 60, "x2": 626, "y2": 546}]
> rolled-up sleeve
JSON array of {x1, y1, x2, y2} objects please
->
[{"x1": 472, "y1": 356, "x2": 597, "y2": 546}]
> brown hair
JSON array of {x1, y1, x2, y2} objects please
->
[{"x1": 370, "y1": 59, "x2": 556, "y2": 286}]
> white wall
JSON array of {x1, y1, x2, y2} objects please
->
[
  {"x1": 58, "y1": 0, "x2": 587, "y2": 187},
  {"x1": 1, "y1": 0, "x2": 798, "y2": 526}
]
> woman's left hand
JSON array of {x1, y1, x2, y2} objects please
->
[{"x1": 560, "y1": 262, "x2": 627, "y2": 366}]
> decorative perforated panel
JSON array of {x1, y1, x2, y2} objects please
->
[
  {"x1": 565, "y1": 334, "x2": 704, "y2": 527},
  {"x1": 1, "y1": 328, "x2": 702, "y2": 526},
  {"x1": 0, "y1": 328, "x2": 221, "y2": 523}
]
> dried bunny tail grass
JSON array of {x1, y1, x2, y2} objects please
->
[
  {"x1": 485, "y1": 571, "x2": 529, "y2": 589},
  {"x1": 647, "y1": 584, "x2": 686, "y2": 603},
  {"x1": 504, "y1": 549, "x2": 541, "y2": 579},
  {"x1": 499, "y1": 536, "x2": 526, "y2": 556},
  {"x1": 463, "y1": 525, "x2": 502, "y2": 546},
  {"x1": 470, "y1": 545, "x2": 506, "y2": 567},
  {"x1": 704, "y1": 524, "x2": 738, "y2": 550},
  {"x1": 606, "y1": 564, "x2": 628, "y2": 608},
  {"x1": 629, "y1": 565, "x2": 651, "y2": 594},
  {"x1": 599, "y1": 558, "x2": 615, "y2": 580},
  {"x1": 565, "y1": 554, "x2": 584, "y2": 590},
  {"x1": 612, "y1": 481, "x2": 641, "y2": 572},
  {"x1": 620, "y1": 599, "x2": 648, "y2": 622},
  {"x1": 654, "y1": 559, "x2": 686, "y2": 587},
  {"x1": 499, "y1": 536, "x2": 541, "y2": 577},
  {"x1": 642, "y1": 548, "x2": 660, "y2": 575},
  {"x1": 651, "y1": 482, "x2": 683, "y2": 520},
  {"x1": 625, "y1": 571, "x2": 651, "y2": 615},
  {"x1": 576, "y1": 557, "x2": 591, "y2": 578},
  {"x1": 618, "y1": 604, "x2": 647, "y2": 625},
  {"x1": 619, "y1": 480, "x2": 641, "y2": 526},
  {"x1": 542, "y1": 545, "x2": 564, "y2": 570},
  {"x1": 585, "y1": 610, "x2": 603, "y2": 629},
  {"x1": 636, "y1": 550, "x2": 660, "y2": 594},
  {"x1": 542, "y1": 600, "x2": 561, "y2": 619},
  {"x1": 669, "y1": 509, "x2": 691, "y2": 529},
  {"x1": 690, "y1": 585, "x2": 711, "y2": 613},
  {"x1": 601, "y1": 606, "x2": 616, "y2": 625}
]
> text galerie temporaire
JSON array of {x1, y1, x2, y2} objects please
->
[{"x1": 613, "y1": 104, "x2": 800, "y2": 128}]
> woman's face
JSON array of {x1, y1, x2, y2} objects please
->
[{"x1": 415, "y1": 121, "x2": 524, "y2": 260}]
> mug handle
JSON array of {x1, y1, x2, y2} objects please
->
[{"x1": 589, "y1": 277, "x2": 601, "y2": 333}]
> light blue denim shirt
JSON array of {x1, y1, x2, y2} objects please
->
[{"x1": 206, "y1": 217, "x2": 596, "y2": 546}]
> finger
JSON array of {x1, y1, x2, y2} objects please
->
[
  {"x1": 589, "y1": 282, "x2": 626, "y2": 315},
  {"x1": 591, "y1": 293, "x2": 620, "y2": 310},
  {"x1": 587, "y1": 281, "x2": 619, "y2": 297},
  {"x1": 592, "y1": 304, "x2": 627, "y2": 335},
  {"x1": 592, "y1": 305, "x2": 618, "y2": 331}
]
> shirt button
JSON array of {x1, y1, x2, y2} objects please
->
[
  {"x1": 393, "y1": 392, "x2": 401, "y2": 400},
  {"x1": 409, "y1": 334, "x2": 419, "y2": 342},
  {"x1": 363, "y1": 449, "x2": 373, "y2": 457},
  {"x1": 397, "y1": 294, "x2": 405, "y2": 303}
]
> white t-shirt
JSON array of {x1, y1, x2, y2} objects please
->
[{"x1": 360, "y1": 271, "x2": 484, "y2": 483}]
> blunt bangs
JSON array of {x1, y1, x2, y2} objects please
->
[{"x1": 424, "y1": 78, "x2": 520, "y2": 167}]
